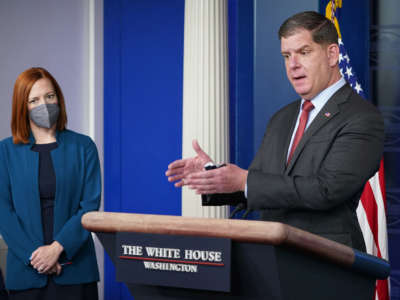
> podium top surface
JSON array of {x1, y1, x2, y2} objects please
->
[{"x1": 82, "y1": 211, "x2": 390, "y2": 279}]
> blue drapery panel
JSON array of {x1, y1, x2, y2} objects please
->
[{"x1": 104, "y1": 0, "x2": 184, "y2": 299}]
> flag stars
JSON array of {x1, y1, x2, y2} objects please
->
[
  {"x1": 338, "y1": 40, "x2": 365, "y2": 98},
  {"x1": 339, "y1": 53, "x2": 344, "y2": 63},
  {"x1": 345, "y1": 66, "x2": 353, "y2": 78},
  {"x1": 354, "y1": 82, "x2": 363, "y2": 94}
]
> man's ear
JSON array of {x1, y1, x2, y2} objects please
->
[{"x1": 327, "y1": 43, "x2": 340, "y2": 67}]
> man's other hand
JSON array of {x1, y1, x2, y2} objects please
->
[
  {"x1": 184, "y1": 163, "x2": 248, "y2": 194},
  {"x1": 166, "y1": 140, "x2": 213, "y2": 187}
]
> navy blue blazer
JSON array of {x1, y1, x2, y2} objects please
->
[{"x1": 0, "y1": 129, "x2": 101, "y2": 290}]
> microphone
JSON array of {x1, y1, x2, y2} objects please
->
[{"x1": 229, "y1": 202, "x2": 246, "y2": 219}]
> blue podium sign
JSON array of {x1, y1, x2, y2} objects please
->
[{"x1": 116, "y1": 232, "x2": 231, "y2": 292}]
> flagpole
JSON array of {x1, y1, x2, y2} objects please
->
[{"x1": 330, "y1": 0, "x2": 335, "y2": 22}]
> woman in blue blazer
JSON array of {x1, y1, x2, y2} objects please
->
[{"x1": 0, "y1": 67, "x2": 101, "y2": 299}]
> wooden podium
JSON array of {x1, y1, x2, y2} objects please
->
[{"x1": 82, "y1": 212, "x2": 389, "y2": 300}]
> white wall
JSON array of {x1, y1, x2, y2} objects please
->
[{"x1": 0, "y1": 0, "x2": 104, "y2": 298}]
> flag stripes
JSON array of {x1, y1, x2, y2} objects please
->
[{"x1": 325, "y1": 1, "x2": 389, "y2": 299}]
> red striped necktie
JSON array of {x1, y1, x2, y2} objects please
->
[{"x1": 287, "y1": 100, "x2": 314, "y2": 164}]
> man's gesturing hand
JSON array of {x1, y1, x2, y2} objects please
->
[
  {"x1": 166, "y1": 140, "x2": 213, "y2": 187},
  {"x1": 184, "y1": 163, "x2": 248, "y2": 194}
]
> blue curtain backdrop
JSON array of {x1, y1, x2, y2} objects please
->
[{"x1": 104, "y1": 0, "x2": 184, "y2": 299}]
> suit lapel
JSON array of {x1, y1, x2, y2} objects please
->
[{"x1": 285, "y1": 84, "x2": 352, "y2": 174}]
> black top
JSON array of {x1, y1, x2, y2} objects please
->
[
  {"x1": 31, "y1": 142, "x2": 58, "y2": 245},
  {"x1": 17, "y1": 142, "x2": 99, "y2": 299}
]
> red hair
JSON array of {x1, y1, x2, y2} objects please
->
[{"x1": 11, "y1": 67, "x2": 68, "y2": 144}]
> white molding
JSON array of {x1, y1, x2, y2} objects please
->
[
  {"x1": 88, "y1": 0, "x2": 96, "y2": 140},
  {"x1": 182, "y1": 0, "x2": 229, "y2": 219},
  {"x1": 88, "y1": 0, "x2": 104, "y2": 299}
]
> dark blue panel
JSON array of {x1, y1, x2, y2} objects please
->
[
  {"x1": 104, "y1": 0, "x2": 123, "y2": 298},
  {"x1": 104, "y1": 0, "x2": 185, "y2": 299},
  {"x1": 372, "y1": 2, "x2": 400, "y2": 295},
  {"x1": 253, "y1": 0, "x2": 318, "y2": 152},
  {"x1": 373, "y1": 15, "x2": 400, "y2": 272},
  {"x1": 119, "y1": 0, "x2": 184, "y2": 215},
  {"x1": 229, "y1": 0, "x2": 254, "y2": 169},
  {"x1": 228, "y1": 0, "x2": 258, "y2": 220},
  {"x1": 104, "y1": 0, "x2": 122, "y2": 218},
  {"x1": 228, "y1": 0, "x2": 238, "y2": 165}
]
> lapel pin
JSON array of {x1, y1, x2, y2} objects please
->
[{"x1": 324, "y1": 112, "x2": 331, "y2": 118}]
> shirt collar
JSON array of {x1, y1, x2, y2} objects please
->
[{"x1": 302, "y1": 77, "x2": 346, "y2": 111}]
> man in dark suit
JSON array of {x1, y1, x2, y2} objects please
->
[{"x1": 166, "y1": 11, "x2": 384, "y2": 252}]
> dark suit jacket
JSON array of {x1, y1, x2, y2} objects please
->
[{"x1": 206, "y1": 84, "x2": 385, "y2": 251}]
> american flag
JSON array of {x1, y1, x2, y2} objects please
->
[{"x1": 325, "y1": 1, "x2": 389, "y2": 299}]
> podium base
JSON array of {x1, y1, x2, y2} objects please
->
[{"x1": 98, "y1": 232, "x2": 374, "y2": 300}]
